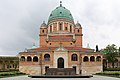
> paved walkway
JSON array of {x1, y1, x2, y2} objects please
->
[{"x1": 0, "y1": 75, "x2": 120, "y2": 80}]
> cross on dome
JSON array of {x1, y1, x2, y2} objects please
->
[{"x1": 60, "y1": 1, "x2": 62, "y2": 7}]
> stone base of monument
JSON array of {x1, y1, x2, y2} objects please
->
[{"x1": 28, "y1": 68, "x2": 93, "y2": 78}]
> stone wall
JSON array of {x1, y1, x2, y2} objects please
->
[
  {"x1": 81, "y1": 62, "x2": 103, "y2": 75},
  {"x1": 19, "y1": 65, "x2": 41, "y2": 75}
]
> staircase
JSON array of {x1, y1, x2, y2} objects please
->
[{"x1": 46, "y1": 68, "x2": 76, "y2": 75}]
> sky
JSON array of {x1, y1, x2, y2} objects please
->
[{"x1": 0, "y1": 0, "x2": 120, "y2": 56}]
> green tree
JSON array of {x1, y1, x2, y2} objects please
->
[
  {"x1": 103, "y1": 44, "x2": 117, "y2": 68},
  {"x1": 118, "y1": 47, "x2": 120, "y2": 55}
]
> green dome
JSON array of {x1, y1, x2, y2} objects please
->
[{"x1": 48, "y1": 5, "x2": 74, "y2": 21}]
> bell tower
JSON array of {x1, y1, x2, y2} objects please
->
[
  {"x1": 75, "y1": 22, "x2": 83, "y2": 47},
  {"x1": 39, "y1": 21, "x2": 47, "y2": 47}
]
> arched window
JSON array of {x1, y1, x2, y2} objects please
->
[
  {"x1": 44, "y1": 54, "x2": 50, "y2": 61},
  {"x1": 96, "y1": 56, "x2": 101, "y2": 62},
  {"x1": 78, "y1": 29, "x2": 79, "y2": 33},
  {"x1": 10, "y1": 65, "x2": 12, "y2": 68},
  {"x1": 50, "y1": 25, "x2": 52, "y2": 32},
  {"x1": 33, "y1": 56, "x2": 38, "y2": 62},
  {"x1": 83, "y1": 56, "x2": 89, "y2": 62},
  {"x1": 90, "y1": 56, "x2": 95, "y2": 62},
  {"x1": 70, "y1": 25, "x2": 72, "y2": 32},
  {"x1": 65, "y1": 27, "x2": 67, "y2": 30},
  {"x1": 21, "y1": 56, "x2": 25, "y2": 61},
  {"x1": 59, "y1": 23, "x2": 62, "y2": 31},
  {"x1": 42, "y1": 30, "x2": 44, "y2": 33},
  {"x1": 71, "y1": 54, "x2": 78, "y2": 61},
  {"x1": 27, "y1": 56, "x2": 32, "y2": 62}
]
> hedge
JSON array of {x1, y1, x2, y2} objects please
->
[
  {"x1": 96, "y1": 72, "x2": 120, "y2": 78},
  {"x1": 96, "y1": 72, "x2": 120, "y2": 75},
  {"x1": 104, "y1": 68, "x2": 120, "y2": 71},
  {"x1": 0, "y1": 71, "x2": 26, "y2": 78}
]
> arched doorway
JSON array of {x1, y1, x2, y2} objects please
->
[{"x1": 57, "y1": 57, "x2": 64, "y2": 68}]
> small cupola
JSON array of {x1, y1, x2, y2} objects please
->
[
  {"x1": 31, "y1": 43, "x2": 37, "y2": 49},
  {"x1": 76, "y1": 22, "x2": 82, "y2": 29},
  {"x1": 40, "y1": 21, "x2": 47, "y2": 28}
]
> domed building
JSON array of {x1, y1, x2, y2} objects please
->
[{"x1": 19, "y1": 2, "x2": 103, "y2": 75}]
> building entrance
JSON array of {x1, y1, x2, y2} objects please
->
[{"x1": 57, "y1": 57, "x2": 64, "y2": 68}]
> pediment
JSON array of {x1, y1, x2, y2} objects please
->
[{"x1": 54, "y1": 47, "x2": 68, "y2": 52}]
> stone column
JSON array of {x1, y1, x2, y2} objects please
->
[
  {"x1": 52, "y1": 23, "x2": 53, "y2": 32},
  {"x1": 73, "y1": 34, "x2": 75, "y2": 39},
  {"x1": 88, "y1": 56, "x2": 90, "y2": 62},
  {"x1": 57, "y1": 22, "x2": 59, "y2": 31},
  {"x1": 95, "y1": 56, "x2": 97, "y2": 62},
  {"x1": 31, "y1": 56, "x2": 33, "y2": 62},
  {"x1": 25, "y1": 56, "x2": 27, "y2": 62},
  {"x1": 63, "y1": 22, "x2": 64, "y2": 31}
]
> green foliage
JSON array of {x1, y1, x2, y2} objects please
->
[
  {"x1": 118, "y1": 47, "x2": 120, "y2": 55},
  {"x1": 102, "y1": 44, "x2": 117, "y2": 68}
]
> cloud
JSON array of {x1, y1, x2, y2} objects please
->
[{"x1": 0, "y1": 0, "x2": 120, "y2": 55}]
